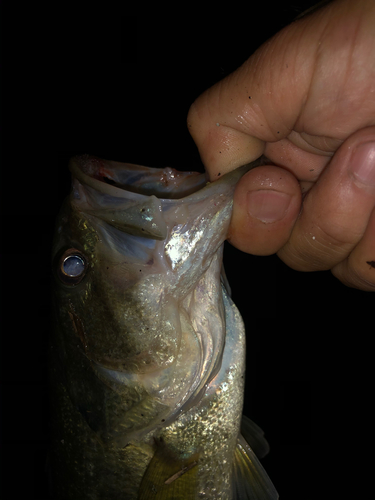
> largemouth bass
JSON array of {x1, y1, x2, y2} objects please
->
[{"x1": 50, "y1": 155, "x2": 278, "y2": 499}]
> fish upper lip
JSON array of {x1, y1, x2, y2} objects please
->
[
  {"x1": 69, "y1": 154, "x2": 262, "y2": 202},
  {"x1": 69, "y1": 154, "x2": 207, "y2": 201}
]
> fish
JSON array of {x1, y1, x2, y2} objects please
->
[{"x1": 50, "y1": 154, "x2": 278, "y2": 500}]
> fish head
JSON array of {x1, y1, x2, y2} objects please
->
[{"x1": 52, "y1": 155, "x2": 253, "y2": 380}]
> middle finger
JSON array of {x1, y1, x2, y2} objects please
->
[{"x1": 278, "y1": 128, "x2": 375, "y2": 272}]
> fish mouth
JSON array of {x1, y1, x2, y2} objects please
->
[
  {"x1": 69, "y1": 154, "x2": 207, "y2": 199},
  {"x1": 69, "y1": 154, "x2": 264, "y2": 202},
  {"x1": 68, "y1": 154, "x2": 262, "y2": 241}
]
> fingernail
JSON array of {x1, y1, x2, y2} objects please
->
[
  {"x1": 351, "y1": 142, "x2": 375, "y2": 186},
  {"x1": 246, "y1": 190, "x2": 291, "y2": 223}
]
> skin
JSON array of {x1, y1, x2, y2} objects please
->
[{"x1": 187, "y1": 0, "x2": 375, "y2": 291}]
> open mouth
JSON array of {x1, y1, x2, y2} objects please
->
[
  {"x1": 69, "y1": 154, "x2": 207, "y2": 199},
  {"x1": 68, "y1": 154, "x2": 260, "y2": 242}
]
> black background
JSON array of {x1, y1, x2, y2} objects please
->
[{"x1": 1, "y1": 2, "x2": 373, "y2": 499}]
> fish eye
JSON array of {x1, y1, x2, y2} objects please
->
[{"x1": 57, "y1": 249, "x2": 87, "y2": 285}]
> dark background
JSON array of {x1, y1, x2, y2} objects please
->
[{"x1": 1, "y1": 2, "x2": 373, "y2": 499}]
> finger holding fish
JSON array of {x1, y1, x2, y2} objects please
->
[{"x1": 187, "y1": 0, "x2": 375, "y2": 291}]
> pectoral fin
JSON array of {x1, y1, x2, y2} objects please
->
[
  {"x1": 233, "y1": 435, "x2": 278, "y2": 500},
  {"x1": 138, "y1": 439, "x2": 199, "y2": 500},
  {"x1": 240, "y1": 415, "x2": 270, "y2": 459}
]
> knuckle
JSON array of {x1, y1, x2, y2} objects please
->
[
  {"x1": 332, "y1": 260, "x2": 375, "y2": 291},
  {"x1": 279, "y1": 227, "x2": 354, "y2": 272},
  {"x1": 315, "y1": 217, "x2": 363, "y2": 249}
]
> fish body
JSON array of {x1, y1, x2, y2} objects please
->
[{"x1": 50, "y1": 155, "x2": 277, "y2": 499}]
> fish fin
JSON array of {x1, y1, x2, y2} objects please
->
[
  {"x1": 138, "y1": 439, "x2": 199, "y2": 500},
  {"x1": 241, "y1": 415, "x2": 270, "y2": 459},
  {"x1": 233, "y1": 435, "x2": 278, "y2": 500}
]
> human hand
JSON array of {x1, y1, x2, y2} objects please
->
[{"x1": 187, "y1": 0, "x2": 375, "y2": 291}]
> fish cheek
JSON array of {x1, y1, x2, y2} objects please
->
[
  {"x1": 120, "y1": 293, "x2": 182, "y2": 373},
  {"x1": 55, "y1": 250, "x2": 181, "y2": 374},
  {"x1": 85, "y1": 283, "x2": 181, "y2": 373}
]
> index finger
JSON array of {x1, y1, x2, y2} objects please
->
[
  {"x1": 186, "y1": 14, "x2": 316, "y2": 179},
  {"x1": 187, "y1": 0, "x2": 374, "y2": 180}
]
